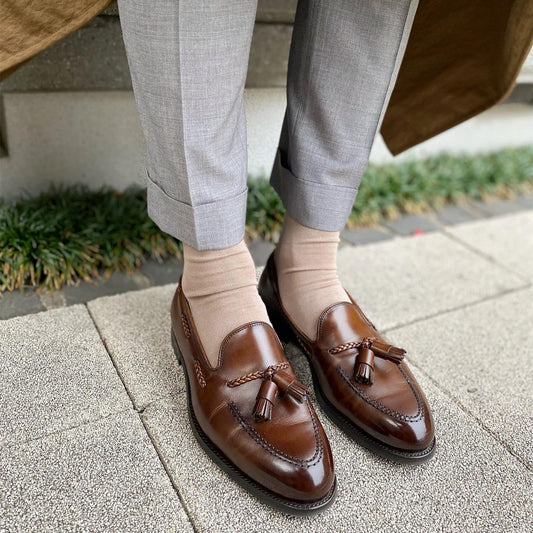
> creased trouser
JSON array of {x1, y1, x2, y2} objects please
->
[{"x1": 117, "y1": 0, "x2": 419, "y2": 250}]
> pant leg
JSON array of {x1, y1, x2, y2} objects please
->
[
  {"x1": 117, "y1": 0, "x2": 258, "y2": 250},
  {"x1": 271, "y1": 0, "x2": 419, "y2": 231}
]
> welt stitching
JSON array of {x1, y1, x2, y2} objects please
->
[
  {"x1": 329, "y1": 340, "x2": 363, "y2": 354},
  {"x1": 194, "y1": 359, "x2": 206, "y2": 388},
  {"x1": 181, "y1": 312, "x2": 191, "y2": 338},
  {"x1": 398, "y1": 364, "x2": 425, "y2": 417},
  {"x1": 228, "y1": 401, "x2": 323, "y2": 468},
  {"x1": 229, "y1": 401, "x2": 323, "y2": 467},
  {"x1": 295, "y1": 333, "x2": 311, "y2": 357},
  {"x1": 337, "y1": 366, "x2": 424, "y2": 422},
  {"x1": 278, "y1": 284, "x2": 423, "y2": 421},
  {"x1": 226, "y1": 361, "x2": 289, "y2": 388}
]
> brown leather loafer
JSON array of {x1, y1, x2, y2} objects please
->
[
  {"x1": 170, "y1": 281, "x2": 336, "y2": 514},
  {"x1": 258, "y1": 252, "x2": 436, "y2": 463}
]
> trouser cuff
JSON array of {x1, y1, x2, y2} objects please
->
[
  {"x1": 146, "y1": 170, "x2": 247, "y2": 250},
  {"x1": 270, "y1": 149, "x2": 358, "y2": 231}
]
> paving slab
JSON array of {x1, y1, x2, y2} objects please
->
[
  {"x1": 0, "y1": 290, "x2": 45, "y2": 320},
  {"x1": 88, "y1": 285, "x2": 184, "y2": 410},
  {"x1": 446, "y1": 211, "x2": 533, "y2": 281},
  {"x1": 0, "y1": 410, "x2": 192, "y2": 532},
  {"x1": 140, "y1": 258, "x2": 183, "y2": 286},
  {"x1": 434, "y1": 204, "x2": 484, "y2": 226},
  {"x1": 141, "y1": 365, "x2": 531, "y2": 533},
  {"x1": 0, "y1": 306, "x2": 130, "y2": 447},
  {"x1": 382, "y1": 214, "x2": 440, "y2": 236},
  {"x1": 341, "y1": 227, "x2": 393, "y2": 246},
  {"x1": 336, "y1": 231, "x2": 526, "y2": 330},
  {"x1": 63, "y1": 271, "x2": 149, "y2": 305},
  {"x1": 515, "y1": 193, "x2": 533, "y2": 209},
  {"x1": 387, "y1": 286, "x2": 533, "y2": 467},
  {"x1": 471, "y1": 199, "x2": 525, "y2": 217}
]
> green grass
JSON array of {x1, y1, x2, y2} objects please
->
[
  {"x1": 0, "y1": 186, "x2": 181, "y2": 292},
  {"x1": 1, "y1": 146, "x2": 532, "y2": 292},
  {"x1": 349, "y1": 146, "x2": 533, "y2": 226}
]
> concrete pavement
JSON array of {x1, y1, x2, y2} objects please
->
[{"x1": 1, "y1": 210, "x2": 532, "y2": 532}]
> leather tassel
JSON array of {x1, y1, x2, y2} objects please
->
[
  {"x1": 286, "y1": 380, "x2": 307, "y2": 403},
  {"x1": 253, "y1": 380, "x2": 278, "y2": 422},
  {"x1": 272, "y1": 370, "x2": 307, "y2": 403},
  {"x1": 371, "y1": 339, "x2": 406, "y2": 363},
  {"x1": 354, "y1": 346, "x2": 375, "y2": 385}
]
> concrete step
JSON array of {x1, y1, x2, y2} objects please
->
[{"x1": 0, "y1": 2, "x2": 294, "y2": 93}]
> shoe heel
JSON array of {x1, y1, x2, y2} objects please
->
[{"x1": 170, "y1": 329, "x2": 183, "y2": 366}]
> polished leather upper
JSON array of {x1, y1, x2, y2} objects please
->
[
  {"x1": 259, "y1": 253, "x2": 435, "y2": 453},
  {"x1": 171, "y1": 281, "x2": 335, "y2": 503}
]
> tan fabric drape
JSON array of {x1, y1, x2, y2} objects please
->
[
  {"x1": 1, "y1": 0, "x2": 532, "y2": 154},
  {"x1": 381, "y1": 0, "x2": 533, "y2": 154}
]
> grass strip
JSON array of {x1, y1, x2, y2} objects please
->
[
  {"x1": 1, "y1": 145, "x2": 532, "y2": 292},
  {"x1": 0, "y1": 186, "x2": 180, "y2": 292}
]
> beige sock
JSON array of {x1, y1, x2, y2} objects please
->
[
  {"x1": 274, "y1": 214, "x2": 350, "y2": 341},
  {"x1": 181, "y1": 239, "x2": 271, "y2": 367}
]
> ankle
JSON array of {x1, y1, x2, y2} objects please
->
[
  {"x1": 181, "y1": 240, "x2": 270, "y2": 366},
  {"x1": 273, "y1": 214, "x2": 349, "y2": 340},
  {"x1": 182, "y1": 240, "x2": 258, "y2": 298}
]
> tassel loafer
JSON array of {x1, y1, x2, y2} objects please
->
[
  {"x1": 170, "y1": 280, "x2": 337, "y2": 514},
  {"x1": 258, "y1": 252, "x2": 436, "y2": 463}
]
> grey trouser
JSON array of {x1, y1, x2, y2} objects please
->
[{"x1": 117, "y1": 0, "x2": 419, "y2": 250}]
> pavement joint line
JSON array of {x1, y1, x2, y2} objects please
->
[
  {"x1": 440, "y1": 225, "x2": 533, "y2": 285},
  {"x1": 381, "y1": 283, "x2": 532, "y2": 336},
  {"x1": 84, "y1": 303, "x2": 198, "y2": 532},
  {"x1": 138, "y1": 409, "x2": 199, "y2": 533},
  {"x1": 85, "y1": 303, "x2": 138, "y2": 408},
  {"x1": 136, "y1": 394, "x2": 181, "y2": 415},
  {"x1": 0, "y1": 407, "x2": 132, "y2": 453},
  {"x1": 405, "y1": 357, "x2": 533, "y2": 471}
]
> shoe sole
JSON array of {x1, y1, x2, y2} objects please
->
[
  {"x1": 170, "y1": 329, "x2": 337, "y2": 515},
  {"x1": 263, "y1": 303, "x2": 436, "y2": 464}
]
